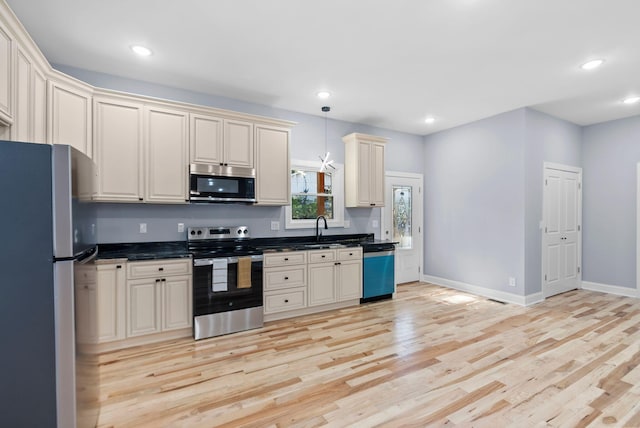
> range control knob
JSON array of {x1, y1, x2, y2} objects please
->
[
  {"x1": 243, "y1": 229, "x2": 249, "y2": 234},
  {"x1": 190, "y1": 230, "x2": 196, "y2": 235},
  {"x1": 237, "y1": 229, "x2": 242, "y2": 234},
  {"x1": 197, "y1": 230, "x2": 203, "y2": 235}
]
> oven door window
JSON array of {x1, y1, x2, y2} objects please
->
[{"x1": 193, "y1": 260, "x2": 263, "y2": 316}]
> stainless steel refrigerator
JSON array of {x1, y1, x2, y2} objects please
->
[{"x1": 0, "y1": 140, "x2": 98, "y2": 427}]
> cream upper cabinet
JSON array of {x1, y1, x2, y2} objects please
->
[
  {"x1": 48, "y1": 75, "x2": 93, "y2": 157},
  {"x1": 190, "y1": 113, "x2": 254, "y2": 168},
  {"x1": 343, "y1": 133, "x2": 387, "y2": 207},
  {"x1": 93, "y1": 95, "x2": 144, "y2": 202},
  {"x1": 0, "y1": 20, "x2": 12, "y2": 126},
  {"x1": 190, "y1": 113, "x2": 223, "y2": 165},
  {"x1": 224, "y1": 119, "x2": 253, "y2": 167},
  {"x1": 145, "y1": 105, "x2": 189, "y2": 203},
  {"x1": 255, "y1": 124, "x2": 291, "y2": 205},
  {"x1": 13, "y1": 44, "x2": 47, "y2": 143}
]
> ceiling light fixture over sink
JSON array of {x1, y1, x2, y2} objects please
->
[
  {"x1": 319, "y1": 106, "x2": 335, "y2": 173},
  {"x1": 131, "y1": 45, "x2": 152, "y2": 56}
]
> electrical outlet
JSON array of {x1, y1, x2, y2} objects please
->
[
  {"x1": 270, "y1": 221, "x2": 280, "y2": 231},
  {"x1": 508, "y1": 277, "x2": 516, "y2": 287},
  {"x1": 344, "y1": 220, "x2": 351, "y2": 228},
  {"x1": 178, "y1": 223, "x2": 184, "y2": 233},
  {"x1": 372, "y1": 220, "x2": 379, "y2": 228},
  {"x1": 139, "y1": 223, "x2": 147, "y2": 233}
]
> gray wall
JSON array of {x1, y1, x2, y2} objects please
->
[
  {"x1": 582, "y1": 116, "x2": 640, "y2": 288},
  {"x1": 54, "y1": 65, "x2": 424, "y2": 243},
  {"x1": 523, "y1": 108, "x2": 582, "y2": 295},
  {"x1": 422, "y1": 109, "x2": 526, "y2": 294}
]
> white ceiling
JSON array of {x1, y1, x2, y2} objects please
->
[{"x1": 7, "y1": 0, "x2": 640, "y2": 136}]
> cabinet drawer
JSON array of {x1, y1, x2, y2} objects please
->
[
  {"x1": 308, "y1": 249, "x2": 336, "y2": 264},
  {"x1": 264, "y1": 266, "x2": 307, "y2": 291},
  {"x1": 264, "y1": 288, "x2": 306, "y2": 314},
  {"x1": 263, "y1": 251, "x2": 307, "y2": 267},
  {"x1": 338, "y1": 247, "x2": 363, "y2": 261},
  {"x1": 127, "y1": 259, "x2": 192, "y2": 279}
]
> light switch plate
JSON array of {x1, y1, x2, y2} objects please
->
[
  {"x1": 271, "y1": 221, "x2": 280, "y2": 231},
  {"x1": 178, "y1": 223, "x2": 185, "y2": 232},
  {"x1": 139, "y1": 223, "x2": 147, "y2": 233},
  {"x1": 372, "y1": 220, "x2": 379, "y2": 228}
]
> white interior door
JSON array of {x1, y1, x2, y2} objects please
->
[
  {"x1": 542, "y1": 164, "x2": 582, "y2": 298},
  {"x1": 382, "y1": 172, "x2": 423, "y2": 284}
]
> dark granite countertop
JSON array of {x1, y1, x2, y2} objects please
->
[
  {"x1": 97, "y1": 241, "x2": 190, "y2": 261},
  {"x1": 97, "y1": 233, "x2": 395, "y2": 261}
]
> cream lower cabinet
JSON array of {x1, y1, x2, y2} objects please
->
[
  {"x1": 75, "y1": 261, "x2": 126, "y2": 344},
  {"x1": 264, "y1": 247, "x2": 362, "y2": 321},
  {"x1": 255, "y1": 124, "x2": 291, "y2": 205},
  {"x1": 263, "y1": 251, "x2": 308, "y2": 318},
  {"x1": 308, "y1": 248, "x2": 363, "y2": 307},
  {"x1": 126, "y1": 259, "x2": 192, "y2": 338}
]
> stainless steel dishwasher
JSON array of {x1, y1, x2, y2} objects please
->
[{"x1": 361, "y1": 242, "x2": 396, "y2": 303}]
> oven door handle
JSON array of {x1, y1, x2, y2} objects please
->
[{"x1": 193, "y1": 254, "x2": 263, "y2": 266}]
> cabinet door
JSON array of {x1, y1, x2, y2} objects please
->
[
  {"x1": 13, "y1": 47, "x2": 31, "y2": 142},
  {"x1": 224, "y1": 119, "x2": 253, "y2": 167},
  {"x1": 337, "y1": 260, "x2": 362, "y2": 301},
  {"x1": 308, "y1": 263, "x2": 336, "y2": 307},
  {"x1": 162, "y1": 275, "x2": 192, "y2": 331},
  {"x1": 0, "y1": 22, "x2": 11, "y2": 124},
  {"x1": 127, "y1": 279, "x2": 162, "y2": 337},
  {"x1": 48, "y1": 78, "x2": 93, "y2": 157},
  {"x1": 93, "y1": 96, "x2": 144, "y2": 201},
  {"x1": 371, "y1": 142, "x2": 385, "y2": 206},
  {"x1": 145, "y1": 105, "x2": 189, "y2": 203},
  {"x1": 32, "y1": 67, "x2": 47, "y2": 143},
  {"x1": 96, "y1": 264, "x2": 126, "y2": 342},
  {"x1": 255, "y1": 125, "x2": 290, "y2": 205},
  {"x1": 356, "y1": 141, "x2": 372, "y2": 206},
  {"x1": 190, "y1": 113, "x2": 223, "y2": 165},
  {"x1": 75, "y1": 280, "x2": 97, "y2": 344}
]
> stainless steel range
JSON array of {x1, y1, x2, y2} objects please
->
[{"x1": 188, "y1": 226, "x2": 264, "y2": 340}]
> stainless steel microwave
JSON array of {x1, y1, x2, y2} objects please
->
[{"x1": 189, "y1": 164, "x2": 256, "y2": 203}]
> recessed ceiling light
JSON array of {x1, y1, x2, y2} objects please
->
[
  {"x1": 425, "y1": 116, "x2": 436, "y2": 124},
  {"x1": 580, "y1": 59, "x2": 604, "y2": 70},
  {"x1": 623, "y1": 96, "x2": 640, "y2": 105},
  {"x1": 131, "y1": 45, "x2": 152, "y2": 56},
  {"x1": 317, "y1": 91, "x2": 331, "y2": 99}
]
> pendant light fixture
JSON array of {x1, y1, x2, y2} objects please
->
[{"x1": 319, "y1": 106, "x2": 335, "y2": 172}]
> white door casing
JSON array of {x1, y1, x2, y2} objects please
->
[
  {"x1": 542, "y1": 163, "x2": 582, "y2": 298},
  {"x1": 382, "y1": 172, "x2": 424, "y2": 284},
  {"x1": 637, "y1": 163, "x2": 639, "y2": 293}
]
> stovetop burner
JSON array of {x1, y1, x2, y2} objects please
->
[{"x1": 188, "y1": 225, "x2": 261, "y2": 258}]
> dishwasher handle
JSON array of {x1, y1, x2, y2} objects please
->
[{"x1": 363, "y1": 250, "x2": 394, "y2": 258}]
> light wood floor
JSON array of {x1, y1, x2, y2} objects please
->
[{"x1": 96, "y1": 282, "x2": 640, "y2": 427}]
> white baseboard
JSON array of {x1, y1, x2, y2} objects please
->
[
  {"x1": 581, "y1": 281, "x2": 639, "y2": 298},
  {"x1": 422, "y1": 274, "x2": 539, "y2": 306}
]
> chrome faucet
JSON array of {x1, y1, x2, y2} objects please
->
[{"x1": 315, "y1": 215, "x2": 328, "y2": 242}]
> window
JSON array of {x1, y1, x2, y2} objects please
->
[{"x1": 285, "y1": 160, "x2": 344, "y2": 229}]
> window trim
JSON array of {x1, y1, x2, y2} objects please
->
[{"x1": 285, "y1": 159, "x2": 344, "y2": 229}]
